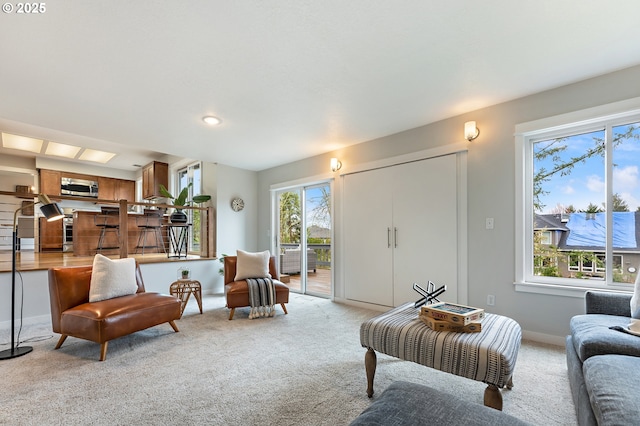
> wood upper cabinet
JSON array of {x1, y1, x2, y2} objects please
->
[
  {"x1": 39, "y1": 169, "x2": 61, "y2": 196},
  {"x1": 98, "y1": 177, "x2": 117, "y2": 200},
  {"x1": 142, "y1": 161, "x2": 168, "y2": 199},
  {"x1": 98, "y1": 177, "x2": 136, "y2": 201},
  {"x1": 118, "y1": 179, "x2": 135, "y2": 201},
  {"x1": 39, "y1": 216, "x2": 63, "y2": 250}
]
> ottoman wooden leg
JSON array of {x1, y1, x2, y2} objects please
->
[
  {"x1": 506, "y1": 375, "x2": 514, "y2": 390},
  {"x1": 365, "y1": 347, "x2": 377, "y2": 398},
  {"x1": 483, "y1": 384, "x2": 503, "y2": 411}
]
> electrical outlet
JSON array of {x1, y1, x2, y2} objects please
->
[
  {"x1": 485, "y1": 218, "x2": 494, "y2": 230},
  {"x1": 487, "y1": 294, "x2": 495, "y2": 306}
]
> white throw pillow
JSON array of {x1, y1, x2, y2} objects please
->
[
  {"x1": 234, "y1": 249, "x2": 271, "y2": 281},
  {"x1": 89, "y1": 254, "x2": 138, "y2": 302},
  {"x1": 631, "y1": 272, "x2": 640, "y2": 319}
]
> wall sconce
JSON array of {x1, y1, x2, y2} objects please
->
[
  {"x1": 464, "y1": 121, "x2": 480, "y2": 141},
  {"x1": 330, "y1": 158, "x2": 342, "y2": 172}
]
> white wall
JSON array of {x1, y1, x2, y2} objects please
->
[
  {"x1": 257, "y1": 64, "x2": 640, "y2": 344},
  {"x1": 202, "y1": 162, "x2": 259, "y2": 294},
  {"x1": 215, "y1": 163, "x2": 258, "y2": 257}
]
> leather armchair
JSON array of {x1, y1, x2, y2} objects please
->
[
  {"x1": 224, "y1": 255, "x2": 289, "y2": 320},
  {"x1": 48, "y1": 263, "x2": 181, "y2": 361}
]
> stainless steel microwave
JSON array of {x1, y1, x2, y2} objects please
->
[{"x1": 61, "y1": 177, "x2": 99, "y2": 198}]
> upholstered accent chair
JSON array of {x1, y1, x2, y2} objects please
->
[{"x1": 223, "y1": 255, "x2": 290, "y2": 320}]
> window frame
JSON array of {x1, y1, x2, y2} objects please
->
[{"x1": 515, "y1": 97, "x2": 640, "y2": 297}]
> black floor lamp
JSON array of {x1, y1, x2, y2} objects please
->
[{"x1": 0, "y1": 194, "x2": 64, "y2": 361}]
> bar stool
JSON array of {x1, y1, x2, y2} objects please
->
[
  {"x1": 135, "y1": 210, "x2": 166, "y2": 254},
  {"x1": 95, "y1": 208, "x2": 120, "y2": 252}
]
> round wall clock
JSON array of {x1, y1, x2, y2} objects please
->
[{"x1": 231, "y1": 197, "x2": 245, "y2": 212}]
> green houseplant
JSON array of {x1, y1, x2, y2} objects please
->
[{"x1": 159, "y1": 183, "x2": 211, "y2": 223}]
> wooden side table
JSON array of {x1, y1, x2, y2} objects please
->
[{"x1": 170, "y1": 279, "x2": 203, "y2": 317}]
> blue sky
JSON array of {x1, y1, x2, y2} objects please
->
[
  {"x1": 534, "y1": 123, "x2": 640, "y2": 213},
  {"x1": 305, "y1": 185, "x2": 331, "y2": 228}
]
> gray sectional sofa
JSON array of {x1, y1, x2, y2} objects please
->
[{"x1": 567, "y1": 291, "x2": 640, "y2": 425}]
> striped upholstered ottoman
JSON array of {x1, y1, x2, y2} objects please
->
[{"x1": 360, "y1": 302, "x2": 521, "y2": 410}]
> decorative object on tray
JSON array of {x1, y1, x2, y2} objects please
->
[{"x1": 413, "y1": 281, "x2": 446, "y2": 308}]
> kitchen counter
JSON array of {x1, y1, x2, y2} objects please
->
[{"x1": 73, "y1": 210, "x2": 169, "y2": 256}]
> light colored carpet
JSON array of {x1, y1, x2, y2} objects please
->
[{"x1": 0, "y1": 293, "x2": 576, "y2": 425}]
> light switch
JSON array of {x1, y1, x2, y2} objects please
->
[{"x1": 485, "y1": 218, "x2": 494, "y2": 230}]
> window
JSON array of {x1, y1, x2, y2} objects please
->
[
  {"x1": 539, "y1": 231, "x2": 552, "y2": 245},
  {"x1": 516, "y1": 99, "x2": 640, "y2": 293},
  {"x1": 176, "y1": 162, "x2": 204, "y2": 253}
]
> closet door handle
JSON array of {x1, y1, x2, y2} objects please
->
[
  {"x1": 387, "y1": 228, "x2": 391, "y2": 248},
  {"x1": 394, "y1": 227, "x2": 398, "y2": 248}
]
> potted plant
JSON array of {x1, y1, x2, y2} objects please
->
[
  {"x1": 180, "y1": 268, "x2": 190, "y2": 280},
  {"x1": 159, "y1": 183, "x2": 211, "y2": 223}
]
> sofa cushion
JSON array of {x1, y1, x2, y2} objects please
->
[
  {"x1": 583, "y1": 355, "x2": 640, "y2": 425},
  {"x1": 89, "y1": 254, "x2": 138, "y2": 302},
  {"x1": 570, "y1": 314, "x2": 640, "y2": 362},
  {"x1": 349, "y1": 381, "x2": 531, "y2": 426},
  {"x1": 61, "y1": 292, "x2": 181, "y2": 343},
  {"x1": 566, "y1": 335, "x2": 598, "y2": 426},
  {"x1": 234, "y1": 249, "x2": 271, "y2": 281}
]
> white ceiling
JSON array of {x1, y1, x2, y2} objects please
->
[{"x1": 1, "y1": 1, "x2": 639, "y2": 172}]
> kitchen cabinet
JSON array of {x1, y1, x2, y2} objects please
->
[
  {"x1": 119, "y1": 179, "x2": 135, "y2": 201},
  {"x1": 343, "y1": 154, "x2": 459, "y2": 307},
  {"x1": 39, "y1": 169, "x2": 61, "y2": 196},
  {"x1": 142, "y1": 161, "x2": 169, "y2": 199},
  {"x1": 39, "y1": 216, "x2": 63, "y2": 251},
  {"x1": 98, "y1": 177, "x2": 135, "y2": 201}
]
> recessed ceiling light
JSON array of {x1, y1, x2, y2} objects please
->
[
  {"x1": 1, "y1": 133, "x2": 43, "y2": 153},
  {"x1": 45, "y1": 141, "x2": 81, "y2": 158},
  {"x1": 202, "y1": 116, "x2": 222, "y2": 126},
  {"x1": 78, "y1": 148, "x2": 116, "y2": 163}
]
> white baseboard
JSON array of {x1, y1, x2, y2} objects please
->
[
  {"x1": 521, "y1": 330, "x2": 566, "y2": 347},
  {"x1": 0, "y1": 314, "x2": 51, "y2": 333},
  {"x1": 333, "y1": 297, "x2": 390, "y2": 312}
]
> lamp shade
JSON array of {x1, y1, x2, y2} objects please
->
[
  {"x1": 464, "y1": 121, "x2": 479, "y2": 141},
  {"x1": 39, "y1": 202, "x2": 64, "y2": 221}
]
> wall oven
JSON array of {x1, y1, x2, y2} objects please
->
[{"x1": 63, "y1": 216, "x2": 73, "y2": 252}]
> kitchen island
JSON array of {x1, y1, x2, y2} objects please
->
[{"x1": 73, "y1": 210, "x2": 169, "y2": 256}]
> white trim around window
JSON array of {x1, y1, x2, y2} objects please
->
[{"x1": 515, "y1": 97, "x2": 640, "y2": 297}]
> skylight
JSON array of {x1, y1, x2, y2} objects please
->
[{"x1": 1, "y1": 133, "x2": 43, "y2": 153}]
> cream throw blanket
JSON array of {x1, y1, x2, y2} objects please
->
[{"x1": 246, "y1": 277, "x2": 276, "y2": 319}]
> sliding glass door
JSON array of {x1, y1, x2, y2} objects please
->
[{"x1": 275, "y1": 182, "x2": 332, "y2": 297}]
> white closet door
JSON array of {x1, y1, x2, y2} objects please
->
[
  {"x1": 392, "y1": 155, "x2": 458, "y2": 306},
  {"x1": 343, "y1": 167, "x2": 394, "y2": 306}
]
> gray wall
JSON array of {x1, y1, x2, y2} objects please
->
[{"x1": 257, "y1": 64, "x2": 640, "y2": 343}]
